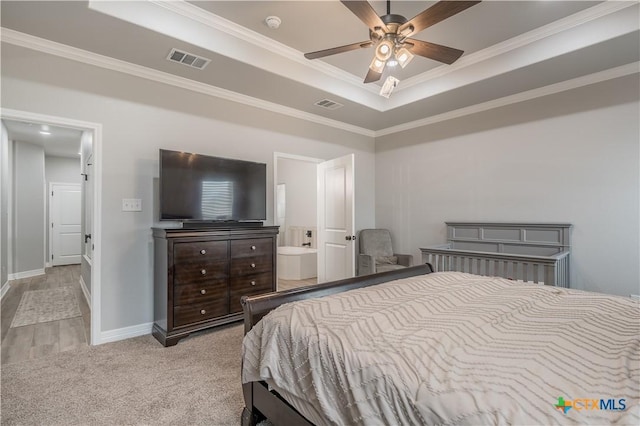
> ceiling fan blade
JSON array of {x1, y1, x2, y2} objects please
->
[
  {"x1": 398, "y1": 1, "x2": 481, "y2": 37},
  {"x1": 364, "y1": 67, "x2": 383, "y2": 84},
  {"x1": 405, "y1": 39, "x2": 464, "y2": 64},
  {"x1": 304, "y1": 41, "x2": 373, "y2": 60},
  {"x1": 340, "y1": 0, "x2": 389, "y2": 32}
]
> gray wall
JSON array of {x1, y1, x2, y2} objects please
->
[
  {"x1": 375, "y1": 75, "x2": 640, "y2": 297},
  {"x1": 45, "y1": 155, "x2": 80, "y2": 183},
  {"x1": 13, "y1": 140, "x2": 45, "y2": 274},
  {"x1": 1, "y1": 44, "x2": 376, "y2": 334},
  {"x1": 0, "y1": 122, "x2": 9, "y2": 285}
]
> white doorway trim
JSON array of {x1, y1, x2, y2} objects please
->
[{"x1": 1, "y1": 108, "x2": 103, "y2": 346}]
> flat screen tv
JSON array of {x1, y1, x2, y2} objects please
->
[{"x1": 159, "y1": 149, "x2": 266, "y2": 223}]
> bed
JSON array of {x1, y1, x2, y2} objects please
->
[
  {"x1": 420, "y1": 223, "x2": 572, "y2": 287},
  {"x1": 241, "y1": 265, "x2": 639, "y2": 425}
]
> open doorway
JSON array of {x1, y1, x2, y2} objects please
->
[
  {"x1": 0, "y1": 109, "x2": 101, "y2": 357},
  {"x1": 273, "y1": 153, "x2": 322, "y2": 291}
]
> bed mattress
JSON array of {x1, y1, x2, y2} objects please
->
[{"x1": 242, "y1": 272, "x2": 640, "y2": 425}]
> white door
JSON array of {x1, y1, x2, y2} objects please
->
[
  {"x1": 317, "y1": 154, "x2": 355, "y2": 283},
  {"x1": 50, "y1": 183, "x2": 81, "y2": 266}
]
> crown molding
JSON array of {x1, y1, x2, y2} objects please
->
[
  {"x1": 397, "y1": 0, "x2": 638, "y2": 92},
  {"x1": 150, "y1": 0, "x2": 380, "y2": 95},
  {"x1": 151, "y1": 0, "x2": 638, "y2": 106},
  {"x1": 84, "y1": 0, "x2": 638, "y2": 113},
  {"x1": 375, "y1": 62, "x2": 640, "y2": 137},
  {"x1": 0, "y1": 28, "x2": 375, "y2": 137},
  {"x1": 2, "y1": 29, "x2": 636, "y2": 139}
]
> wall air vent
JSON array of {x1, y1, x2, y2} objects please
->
[
  {"x1": 166, "y1": 48, "x2": 211, "y2": 70},
  {"x1": 314, "y1": 99, "x2": 343, "y2": 110}
]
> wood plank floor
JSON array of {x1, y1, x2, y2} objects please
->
[{"x1": 1, "y1": 265, "x2": 90, "y2": 365}]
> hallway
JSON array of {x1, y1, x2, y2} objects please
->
[{"x1": 1, "y1": 265, "x2": 89, "y2": 365}]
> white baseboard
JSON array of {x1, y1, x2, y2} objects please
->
[
  {"x1": 46, "y1": 262, "x2": 52, "y2": 268},
  {"x1": 1, "y1": 281, "x2": 10, "y2": 299},
  {"x1": 79, "y1": 275, "x2": 91, "y2": 308},
  {"x1": 98, "y1": 322, "x2": 153, "y2": 345},
  {"x1": 8, "y1": 268, "x2": 45, "y2": 280}
]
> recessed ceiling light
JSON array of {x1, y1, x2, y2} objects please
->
[{"x1": 39, "y1": 131, "x2": 51, "y2": 135}]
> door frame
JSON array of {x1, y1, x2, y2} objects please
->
[
  {"x1": 48, "y1": 182, "x2": 82, "y2": 267},
  {"x1": 1, "y1": 108, "x2": 103, "y2": 346}
]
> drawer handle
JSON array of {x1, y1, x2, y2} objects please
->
[
  {"x1": 250, "y1": 263, "x2": 256, "y2": 268},
  {"x1": 251, "y1": 245, "x2": 256, "y2": 250},
  {"x1": 200, "y1": 289, "x2": 206, "y2": 295},
  {"x1": 200, "y1": 249, "x2": 206, "y2": 255},
  {"x1": 200, "y1": 309, "x2": 206, "y2": 315},
  {"x1": 201, "y1": 269, "x2": 206, "y2": 275},
  {"x1": 251, "y1": 280, "x2": 256, "y2": 286}
]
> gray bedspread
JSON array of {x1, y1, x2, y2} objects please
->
[{"x1": 242, "y1": 272, "x2": 640, "y2": 425}]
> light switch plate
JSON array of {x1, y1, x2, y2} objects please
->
[{"x1": 122, "y1": 198, "x2": 142, "y2": 212}]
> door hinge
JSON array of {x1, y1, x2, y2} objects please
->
[
  {"x1": 51, "y1": 254, "x2": 54, "y2": 260},
  {"x1": 51, "y1": 191, "x2": 54, "y2": 196},
  {"x1": 81, "y1": 173, "x2": 88, "y2": 181},
  {"x1": 51, "y1": 222, "x2": 54, "y2": 228}
]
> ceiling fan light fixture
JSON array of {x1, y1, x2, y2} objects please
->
[
  {"x1": 399, "y1": 24, "x2": 414, "y2": 38},
  {"x1": 396, "y1": 47, "x2": 414, "y2": 68},
  {"x1": 375, "y1": 39, "x2": 393, "y2": 61},
  {"x1": 369, "y1": 57, "x2": 386, "y2": 73},
  {"x1": 379, "y1": 76, "x2": 400, "y2": 98}
]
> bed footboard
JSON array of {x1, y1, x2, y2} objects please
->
[{"x1": 241, "y1": 263, "x2": 434, "y2": 333}]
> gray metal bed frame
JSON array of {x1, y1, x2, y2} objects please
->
[{"x1": 420, "y1": 222, "x2": 572, "y2": 287}]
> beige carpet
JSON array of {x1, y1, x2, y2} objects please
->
[
  {"x1": 1, "y1": 323, "x2": 245, "y2": 425},
  {"x1": 10, "y1": 286, "x2": 81, "y2": 328}
]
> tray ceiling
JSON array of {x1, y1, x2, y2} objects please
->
[{"x1": 1, "y1": 1, "x2": 638, "y2": 137}]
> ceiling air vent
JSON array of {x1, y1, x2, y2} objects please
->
[
  {"x1": 314, "y1": 99, "x2": 343, "y2": 110},
  {"x1": 166, "y1": 48, "x2": 210, "y2": 70}
]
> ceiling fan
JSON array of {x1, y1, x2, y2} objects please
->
[{"x1": 304, "y1": 0, "x2": 481, "y2": 84}]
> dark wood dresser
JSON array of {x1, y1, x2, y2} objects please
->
[{"x1": 152, "y1": 225, "x2": 278, "y2": 346}]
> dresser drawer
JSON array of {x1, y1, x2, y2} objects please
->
[
  {"x1": 230, "y1": 255, "x2": 272, "y2": 276},
  {"x1": 173, "y1": 300, "x2": 228, "y2": 328},
  {"x1": 173, "y1": 280, "x2": 228, "y2": 306},
  {"x1": 174, "y1": 261, "x2": 227, "y2": 286},
  {"x1": 174, "y1": 241, "x2": 227, "y2": 264},
  {"x1": 229, "y1": 273, "x2": 273, "y2": 314},
  {"x1": 230, "y1": 238, "x2": 272, "y2": 258}
]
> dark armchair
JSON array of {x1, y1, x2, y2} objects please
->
[{"x1": 357, "y1": 229, "x2": 413, "y2": 276}]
